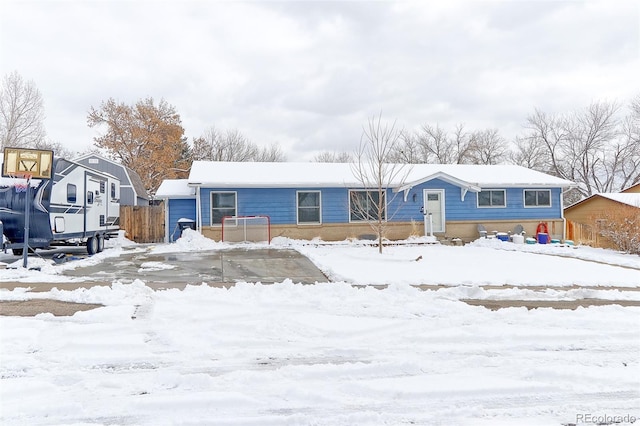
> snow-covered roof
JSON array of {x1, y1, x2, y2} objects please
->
[
  {"x1": 598, "y1": 193, "x2": 640, "y2": 208},
  {"x1": 621, "y1": 182, "x2": 640, "y2": 193},
  {"x1": 155, "y1": 179, "x2": 194, "y2": 198},
  {"x1": 187, "y1": 161, "x2": 574, "y2": 189}
]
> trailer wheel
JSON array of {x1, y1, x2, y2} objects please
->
[
  {"x1": 97, "y1": 235, "x2": 105, "y2": 253},
  {"x1": 87, "y1": 236, "x2": 99, "y2": 255}
]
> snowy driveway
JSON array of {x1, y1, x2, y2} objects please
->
[{"x1": 58, "y1": 247, "x2": 329, "y2": 285}]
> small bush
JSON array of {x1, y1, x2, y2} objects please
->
[{"x1": 596, "y1": 204, "x2": 640, "y2": 255}]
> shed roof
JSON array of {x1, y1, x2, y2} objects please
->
[
  {"x1": 565, "y1": 192, "x2": 640, "y2": 211},
  {"x1": 621, "y1": 182, "x2": 640, "y2": 193},
  {"x1": 187, "y1": 161, "x2": 574, "y2": 189},
  {"x1": 125, "y1": 166, "x2": 150, "y2": 200},
  {"x1": 598, "y1": 193, "x2": 640, "y2": 207},
  {"x1": 155, "y1": 179, "x2": 194, "y2": 198}
]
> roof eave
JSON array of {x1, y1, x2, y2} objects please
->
[
  {"x1": 395, "y1": 172, "x2": 482, "y2": 193},
  {"x1": 187, "y1": 182, "x2": 368, "y2": 188}
]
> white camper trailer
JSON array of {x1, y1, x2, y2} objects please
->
[{"x1": 0, "y1": 148, "x2": 120, "y2": 255}]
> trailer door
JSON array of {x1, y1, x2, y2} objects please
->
[{"x1": 85, "y1": 174, "x2": 107, "y2": 233}]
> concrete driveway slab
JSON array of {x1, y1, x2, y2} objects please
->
[{"x1": 59, "y1": 247, "x2": 329, "y2": 285}]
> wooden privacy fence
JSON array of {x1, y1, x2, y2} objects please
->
[
  {"x1": 119, "y1": 204, "x2": 165, "y2": 243},
  {"x1": 566, "y1": 220, "x2": 593, "y2": 245}
]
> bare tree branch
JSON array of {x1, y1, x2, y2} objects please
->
[
  {"x1": 192, "y1": 127, "x2": 285, "y2": 162},
  {"x1": 467, "y1": 128, "x2": 508, "y2": 165},
  {"x1": 313, "y1": 151, "x2": 352, "y2": 162},
  {"x1": 0, "y1": 71, "x2": 46, "y2": 150},
  {"x1": 351, "y1": 113, "x2": 411, "y2": 253}
]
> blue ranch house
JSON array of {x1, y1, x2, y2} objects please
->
[{"x1": 155, "y1": 161, "x2": 574, "y2": 243}]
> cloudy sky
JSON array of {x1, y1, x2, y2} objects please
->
[{"x1": 1, "y1": 0, "x2": 639, "y2": 161}]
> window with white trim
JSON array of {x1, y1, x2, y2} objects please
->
[
  {"x1": 297, "y1": 191, "x2": 321, "y2": 224},
  {"x1": 524, "y1": 190, "x2": 551, "y2": 207},
  {"x1": 477, "y1": 190, "x2": 505, "y2": 207},
  {"x1": 349, "y1": 190, "x2": 386, "y2": 221},
  {"x1": 211, "y1": 191, "x2": 236, "y2": 225}
]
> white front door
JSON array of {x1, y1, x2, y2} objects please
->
[
  {"x1": 85, "y1": 175, "x2": 107, "y2": 232},
  {"x1": 423, "y1": 189, "x2": 445, "y2": 234}
]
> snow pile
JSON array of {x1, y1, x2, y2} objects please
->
[
  {"x1": 105, "y1": 229, "x2": 139, "y2": 249},
  {"x1": 149, "y1": 228, "x2": 228, "y2": 253}
]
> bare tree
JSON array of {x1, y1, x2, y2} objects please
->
[
  {"x1": 34, "y1": 140, "x2": 76, "y2": 160},
  {"x1": 387, "y1": 130, "x2": 424, "y2": 163},
  {"x1": 618, "y1": 94, "x2": 640, "y2": 188},
  {"x1": 632, "y1": 94, "x2": 640, "y2": 117},
  {"x1": 255, "y1": 142, "x2": 286, "y2": 162},
  {"x1": 313, "y1": 151, "x2": 352, "y2": 162},
  {"x1": 0, "y1": 71, "x2": 46, "y2": 150},
  {"x1": 390, "y1": 123, "x2": 475, "y2": 164},
  {"x1": 351, "y1": 114, "x2": 410, "y2": 253},
  {"x1": 420, "y1": 124, "x2": 473, "y2": 164},
  {"x1": 520, "y1": 101, "x2": 630, "y2": 202},
  {"x1": 192, "y1": 127, "x2": 285, "y2": 162},
  {"x1": 509, "y1": 135, "x2": 549, "y2": 170},
  {"x1": 192, "y1": 127, "x2": 256, "y2": 161},
  {"x1": 448, "y1": 124, "x2": 474, "y2": 164},
  {"x1": 467, "y1": 128, "x2": 508, "y2": 165}
]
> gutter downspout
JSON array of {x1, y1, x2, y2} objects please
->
[
  {"x1": 561, "y1": 186, "x2": 571, "y2": 241},
  {"x1": 196, "y1": 185, "x2": 202, "y2": 233}
]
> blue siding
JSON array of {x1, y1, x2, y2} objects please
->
[
  {"x1": 167, "y1": 198, "x2": 196, "y2": 241},
  {"x1": 197, "y1": 181, "x2": 564, "y2": 226},
  {"x1": 201, "y1": 187, "x2": 351, "y2": 225},
  {"x1": 389, "y1": 179, "x2": 563, "y2": 222},
  {"x1": 388, "y1": 186, "x2": 425, "y2": 222}
]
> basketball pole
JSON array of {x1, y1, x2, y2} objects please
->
[{"x1": 22, "y1": 176, "x2": 30, "y2": 268}]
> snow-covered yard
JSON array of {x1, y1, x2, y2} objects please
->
[{"x1": 1, "y1": 231, "x2": 639, "y2": 425}]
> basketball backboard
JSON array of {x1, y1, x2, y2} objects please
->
[{"x1": 2, "y1": 147, "x2": 53, "y2": 179}]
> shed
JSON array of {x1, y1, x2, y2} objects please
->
[{"x1": 564, "y1": 191, "x2": 640, "y2": 248}]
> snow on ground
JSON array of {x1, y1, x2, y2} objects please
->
[
  {"x1": 1, "y1": 230, "x2": 639, "y2": 425},
  {"x1": 291, "y1": 237, "x2": 640, "y2": 288}
]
